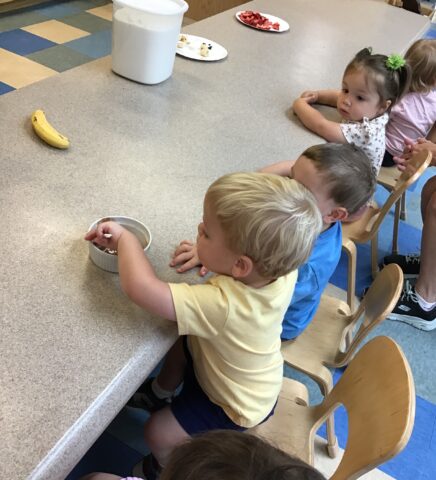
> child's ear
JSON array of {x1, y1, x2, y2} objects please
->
[
  {"x1": 378, "y1": 99, "x2": 391, "y2": 114},
  {"x1": 232, "y1": 255, "x2": 254, "y2": 279},
  {"x1": 324, "y1": 207, "x2": 348, "y2": 223}
]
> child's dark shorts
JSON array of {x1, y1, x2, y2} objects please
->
[
  {"x1": 170, "y1": 336, "x2": 276, "y2": 436},
  {"x1": 382, "y1": 149, "x2": 396, "y2": 167}
]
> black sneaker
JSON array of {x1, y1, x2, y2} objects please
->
[
  {"x1": 127, "y1": 377, "x2": 172, "y2": 412},
  {"x1": 387, "y1": 280, "x2": 436, "y2": 331},
  {"x1": 382, "y1": 253, "x2": 420, "y2": 278}
]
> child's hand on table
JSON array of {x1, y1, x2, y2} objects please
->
[
  {"x1": 84, "y1": 221, "x2": 126, "y2": 250},
  {"x1": 170, "y1": 240, "x2": 208, "y2": 276},
  {"x1": 300, "y1": 90, "x2": 319, "y2": 103}
]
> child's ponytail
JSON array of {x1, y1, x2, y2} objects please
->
[{"x1": 392, "y1": 59, "x2": 411, "y2": 100}]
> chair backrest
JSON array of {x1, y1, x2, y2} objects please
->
[
  {"x1": 370, "y1": 149, "x2": 432, "y2": 235},
  {"x1": 312, "y1": 336, "x2": 415, "y2": 480},
  {"x1": 333, "y1": 263, "x2": 403, "y2": 367}
]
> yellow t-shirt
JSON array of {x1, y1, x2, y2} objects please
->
[{"x1": 168, "y1": 271, "x2": 297, "y2": 428}]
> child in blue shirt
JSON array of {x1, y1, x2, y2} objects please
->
[
  {"x1": 263, "y1": 144, "x2": 375, "y2": 339},
  {"x1": 172, "y1": 144, "x2": 376, "y2": 340}
]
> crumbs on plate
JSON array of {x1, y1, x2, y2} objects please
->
[{"x1": 177, "y1": 34, "x2": 189, "y2": 48}]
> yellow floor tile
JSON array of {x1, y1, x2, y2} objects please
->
[
  {"x1": 0, "y1": 48, "x2": 57, "y2": 88},
  {"x1": 87, "y1": 4, "x2": 113, "y2": 21},
  {"x1": 22, "y1": 20, "x2": 90, "y2": 44}
]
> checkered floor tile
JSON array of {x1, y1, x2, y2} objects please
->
[{"x1": 0, "y1": 0, "x2": 113, "y2": 93}]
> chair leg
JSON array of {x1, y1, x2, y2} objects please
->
[
  {"x1": 343, "y1": 238, "x2": 357, "y2": 312},
  {"x1": 371, "y1": 234, "x2": 379, "y2": 279},
  {"x1": 326, "y1": 417, "x2": 339, "y2": 458},
  {"x1": 400, "y1": 191, "x2": 407, "y2": 221},
  {"x1": 392, "y1": 198, "x2": 401, "y2": 255},
  {"x1": 319, "y1": 379, "x2": 338, "y2": 458}
]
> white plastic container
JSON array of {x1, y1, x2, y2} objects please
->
[{"x1": 112, "y1": 0, "x2": 189, "y2": 84}]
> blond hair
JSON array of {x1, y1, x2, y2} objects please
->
[
  {"x1": 206, "y1": 172, "x2": 322, "y2": 279},
  {"x1": 405, "y1": 39, "x2": 436, "y2": 93}
]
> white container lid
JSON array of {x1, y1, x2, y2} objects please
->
[{"x1": 114, "y1": 0, "x2": 188, "y2": 15}]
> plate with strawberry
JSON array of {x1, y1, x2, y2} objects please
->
[{"x1": 236, "y1": 10, "x2": 289, "y2": 32}]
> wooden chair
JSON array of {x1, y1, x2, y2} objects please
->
[
  {"x1": 378, "y1": 165, "x2": 407, "y2": 249},
  {"x1": 251, "y1": 336, "x2": 415, "y2": 479},
  {"x1": 342, "y1": 149, "x2": 431, "y2": 311},
  {"x1": 280, "y1": 263, "x2": 403, "y2": 458}
]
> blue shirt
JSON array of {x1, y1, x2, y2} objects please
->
[{"x1": 281, "y1": 222, "x2": 342, "y2": 340}]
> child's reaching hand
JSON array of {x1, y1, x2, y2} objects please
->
[
  {"x1": 170, "y1": 240, "x2": 209, "y2": 276},
  {"x1": 84, "y1": 220, "x2": 126, "y2": 250}
]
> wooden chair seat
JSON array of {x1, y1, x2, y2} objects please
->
[
  {"x1": 377, "y1": 165, "x2": 401, "y2": 188},
  {"x1": 282, "y1": 297, "x2": 351, "y2": 384}
]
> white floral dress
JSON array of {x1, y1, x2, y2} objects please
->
[{"x1": 340, "y1": 113, "x2": 389, "y2": 174}]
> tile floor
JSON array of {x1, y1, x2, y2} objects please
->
[{"x1": 1, "y1": 1, "x2": 435, "y2": 479}]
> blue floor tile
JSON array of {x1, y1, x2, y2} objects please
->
[
  {"x1": 0, "y1": 81, "x2": 15, "y2": 95},
  {"x1": 0, "y1": 28, "x2": 56, "y2": 55},
  {"x1": 65, "y1": 431, "x2": 143, "y2": 480},
  {"x1": 423, "y1": 26, "x2": 436, "y2": 39},
  {"x1": 64, "y1": 29, "x2": 111, "y2": 59}
]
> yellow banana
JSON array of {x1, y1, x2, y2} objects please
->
[{"x1": 31, "y1": 109, "x2": 70, "y2": 149}]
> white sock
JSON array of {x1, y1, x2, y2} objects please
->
[
  {"x1": 415, "y1": 290, "x2": 436, "y2": 311},
  {"x1": 151, "y1": 378, "x2": 174, "y2": 399}
]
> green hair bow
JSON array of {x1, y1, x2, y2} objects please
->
[{"x1": 386, "y1": 54, "x2": 406, "y2": 70}]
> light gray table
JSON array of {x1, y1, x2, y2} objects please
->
[{"x1": 0, "y1": 0, "x2": 428, "y2": 479}]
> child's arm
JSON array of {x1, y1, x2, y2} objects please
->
[
  {"x1": 259, "y1": 160, "x2": 295, "y2": 176},
  {"x1": 427, "y1": 123, "x2": 436, "y2": 144},
  {"x1": 293, "y1": 97, "x2": 346, "y2": 143},
  {"x1": 85, "y1": 221, "x2": 177, "y2": 321}
]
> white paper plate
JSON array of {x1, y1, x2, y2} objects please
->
[
  {"x1": 176, "y1": 34, "x2": 228, "y2": 61},
  {"x1": 235, "y1": 11, "x2": 289, "y2": 33}
]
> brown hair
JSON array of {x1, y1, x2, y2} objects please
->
[
  {"x1": 344, "y1": 47, "x2": 411, "y2": 111},
  {"x1": 160, "y1": 430, "x2": 325, "y2": 480},
  {"x1": 405, "y1": 39, "x2": 436, "y2": 93},
  {"x1": 302, "y1": 143, "x2": 376, "y2": 215}
]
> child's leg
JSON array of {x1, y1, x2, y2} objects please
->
[
  {"x1": 144, "y1": 406, "x2": 190, "y2": 466},
  {"x1": 155, "y1": 336, "x2": 186, "y2": 391},
  {"x1": 128, "y1": 337, "x2": 187, "y2": 411}
]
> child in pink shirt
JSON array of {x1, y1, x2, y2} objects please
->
[{"x1": 383, "y1": 39, "x2": 436, "y2": 166}]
